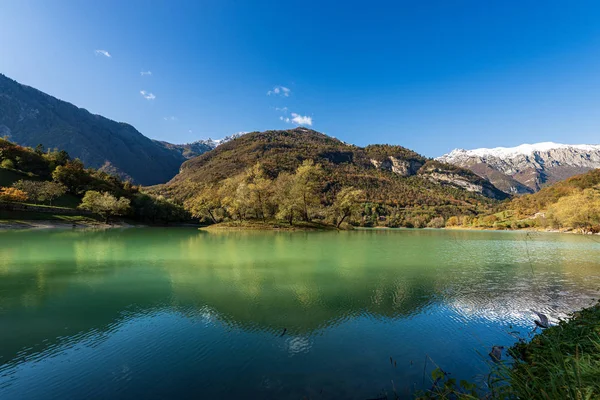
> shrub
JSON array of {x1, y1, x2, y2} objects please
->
[
  {"x1": 405, "y1": 215, "x2": 428, "y2": 228},
  {"x1": 427, "y1": 216, "x2": 445, "y2": 228},
  {"x1": 446, "y1": 216, "x2": 459, "y2": 226}
]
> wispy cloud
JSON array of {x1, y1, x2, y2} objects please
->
[
  {"x1": 279, "y1": 116, "x2": 290, "y2": 123},
  {"x1": 163, "y1": 116, "x2": 177, "y2": 121},
  {"x1": 141, "y1": 70, "x2": 152, "y2": 76},
  {"x1": 94, "y1": 49, "x2": 111, "y2": 58},
  {"x1": 140, "y1": 90, "x2": 156, "y2": 100},
  {"x1": 275, "y1": 107, "x2": 288, "y2": 113},
  {"x1": 291, "y1": 113, "x2": 312, "y2": 126},
  {"x1": 267, "y1": 86, "x2": 291, "y2": 97}
]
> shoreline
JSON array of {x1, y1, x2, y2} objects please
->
[
  {"x1": 199, "y1": 221, "x2": 340, "y2": 232},
  {"x1": 444, "y1": 225, "x2": 600, "y2": 235},
  {"x1": 1, "y1": 218, "x2": 597, "y2": 236},
  {"x1": 0, "y1": 219, "x2": 138, "y2": 231},
  {"x1": 0, "y1": 219, "x2": 206, "y2": 231}
]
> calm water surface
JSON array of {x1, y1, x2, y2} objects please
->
[{"x1": 0, "y1": 228, "x2": 599, "y2": 399}]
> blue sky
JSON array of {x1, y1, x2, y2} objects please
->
[{"x1": 1, "y1": 0, "x2": 600, "y2": 157}]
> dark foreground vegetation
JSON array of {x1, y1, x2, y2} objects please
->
[{"x1": 411, "y1": 301, "x2": 600, "y2": 399}]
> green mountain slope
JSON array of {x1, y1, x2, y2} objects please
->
[{"x1": 0, "y1": 74, "x2": 185, "y2": 185}]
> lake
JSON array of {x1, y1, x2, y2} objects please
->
[{"x1": 0, "y1": 228, "x2": 599, "y2": 399}]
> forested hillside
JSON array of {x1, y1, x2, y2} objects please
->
[
  {"x1": 446, "y1": 169, "x2": 600, "y2": 232},
  {"x1": 151, "y1": 128, "x2": 507, "y2": 228}
]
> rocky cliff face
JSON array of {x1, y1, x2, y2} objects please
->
[
  {"x1": 369, "y1": 157, "x2": 423, "y2": 177},
  {"x1": 418, "y1": 161, "x2": 509, "y2": 200},
  {"x1": 437, "y1": 143, "x2": 600, "y2": 194}
]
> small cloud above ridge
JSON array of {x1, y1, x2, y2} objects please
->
[
  {"x1": 94, "y1": 49, "x2": 111, "y2": 58},
  {"x1": 140, "y1": 90, "x2": 156, "y2": 100},
  {"x1": 267, "y1": 86, "x2": 291, "y2": 97}
]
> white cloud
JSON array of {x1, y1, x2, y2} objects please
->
[
  {"x1": 267, "y1": 86, "x2": 291, "y2": 97},
  {"x1": 291, "y1": 113, "x2": 312, "y2": 126},
  {"x1": 163, "y1": 116, "x2": 177, "y2": 121},
  {"x1": 140, "y1": 90, "x2": 156, "y2": 100},
  {"x1": 94, "y1": 49, "x2": 111, "y2": 58},
  {"x1": 275, "y1": 107, "x2": 288, "y2": 113},
  {"x1": 141, "y1": 70, "x2": 152, "y2": 76},
  {"x1": 279, "y1": 112, "x2": 312, "y2": 126}
]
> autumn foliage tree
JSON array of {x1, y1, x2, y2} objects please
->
[
  {"x1": 0, "y1": 187, "x2": 28, "y2": 202},
  {"x1": 273, "y1": 172, "x2": 296, "y2": 225},
  {"x1": 289, "y1": 160, "x2": 324, "y2": 221},
  {"x1": 330, "y1": 187, "x2": 364, "y2": 228},
  {"x1": 184, "y1": 185, "x2": 222, "y2": 223},
  {"x1": 52, "y1": 159, "x2": 90, "y2": 194}
]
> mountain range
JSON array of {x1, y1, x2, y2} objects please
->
[
  {"x1": 1, "y1": 73, "x2": 598, "y2": 197},
  {"x1": 438, "y1": 143, "x2": 600, "y2": 194}
]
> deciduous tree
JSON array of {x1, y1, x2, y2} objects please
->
[
  {"x1": 184, "y1": 185, "x2": 222, "y2": 223},
  {"x1": 52, "y1": 159, "x2": 90, "y2": 194},
  {"x1": 290, "y1": 160, "x2": 324, "y2": 222},
  {"x1": 79, "y1": 191, "x2": 131, "y2": 223},
  {"x1": 273, "y1": 172, "x2": 296, "y2": 225},
  {"x1": 330, "y1": 187, "x2": 364, "y2": 228},
  {"x1": 12, "y1": 180, "x2": 66, "y2": 205}
]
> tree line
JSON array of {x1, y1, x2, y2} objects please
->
[{"x1": 185, "y1": 160, "x2": 364, "y2": 228}]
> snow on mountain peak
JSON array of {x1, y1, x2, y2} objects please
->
[
  {"x1": 444, "y1": 142, "x2": 600, "y2": 160},
  {"x1": 187, "y1": 131, "x2": 249, "y2": 149}
]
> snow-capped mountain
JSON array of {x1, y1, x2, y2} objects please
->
[
  {"x1": 155, "y1": 132, "x2": 249, "y2": 160},
  {"x1": 191, "y1": 132, "x2": 247, "y2": 149},
  {"x1": 437, "y1": 142, "x2": 600, "y2": 194}
]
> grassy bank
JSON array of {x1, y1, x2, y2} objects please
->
[
  {"x1": 507, "y1": 302, "x2": 600, "y2": 399},
  {"x1": 416, "y1": 301, "x2": 600, "y2": 399}
]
